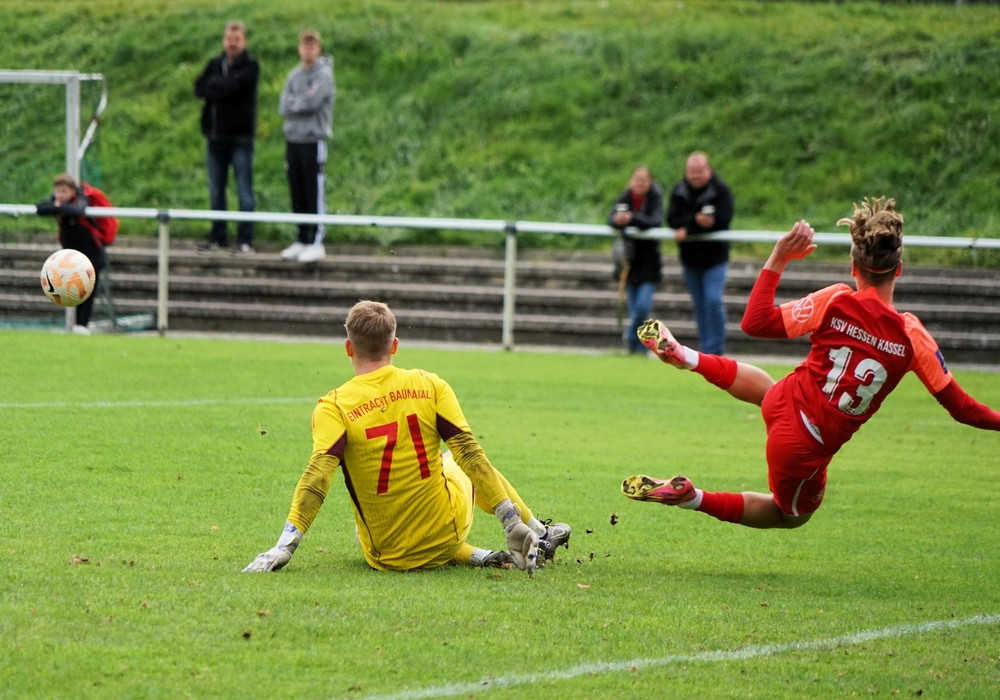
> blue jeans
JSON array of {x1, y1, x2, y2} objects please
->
[
  {"x1": 206, "y1": 139, "x2": 255, "y2": 246},
  {"x1": 682, "y1": 261, "x2": 729, "y2": 355},
  {"x1": 625, "y1": 281, "x2": 657, "y2": 354}
]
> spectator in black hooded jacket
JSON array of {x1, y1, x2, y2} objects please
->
[
  {"x1": 194, "y1": 20, "x2": 260, "y2": 254},
  {"x1": 666, "y1": 152, "x2": 735, "y2": 355}
]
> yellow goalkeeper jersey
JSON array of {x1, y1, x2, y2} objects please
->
[{"x1": 291, "y1": 364, "x2": 504, "y2": 571}]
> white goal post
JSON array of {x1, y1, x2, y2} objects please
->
[
  {"x1": 1, "y1": 69, "x2": 108, "y2": 329},
  {"x1": 0, "y1": 69, "x2": 108, "y2": 182}
]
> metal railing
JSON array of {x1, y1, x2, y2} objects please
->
[{"x1": 3, "y1": 203, "x2": 1000, "y2": 347}]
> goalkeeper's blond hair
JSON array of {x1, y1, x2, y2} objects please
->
[
  {"x1": 345, "y1": 300, "x2": 396, "y2": 360},
  {"x1": 837, "y1": 196, "x2": 904, "y2": 283}
]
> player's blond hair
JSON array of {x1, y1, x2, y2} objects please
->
[
  {"x1": 345, "y1": 300, "x2": 396, "y2": 359},
  {"x1": 837, "y1": 196, "x2": 903, "y2": 282}
]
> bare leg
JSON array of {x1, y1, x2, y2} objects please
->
[
  {"x1": 624, "y1": 477, "x2": 816, "y2": 529},
  {"x1": 638, "y1": 321, "x2": 775, "y2": 406},
  {"x1": 739, "y1": 492, "x2": 813, "y2": 529},
  {"x1": 636, "y1": 321, "x2": 809, "y2": 529},
  {"x1": 726, "y1": 362, "x2": 775, "y2": 407}
]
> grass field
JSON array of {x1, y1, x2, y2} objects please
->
[{"x1": 1, "y1": 329, "x2": 998, "y2": 698}]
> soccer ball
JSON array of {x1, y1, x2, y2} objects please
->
[{"x1": 40, "y1": 249, "x2": 96, "y2": 308}]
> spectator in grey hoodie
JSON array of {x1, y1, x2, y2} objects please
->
[{"x1": 279, "y1": 29, "x2": 335, "y2": 263}]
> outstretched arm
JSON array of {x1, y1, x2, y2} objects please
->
[
  {"x1": 905, "y1": 314, "x2": 1000, "y2": 431},
  {"x1": 446, "y1": 431, "x2": 539, "y2": 574},
  {"x1": 446, "y1": 431, "x2": 506, "y2": 506},
  {"x1": 763, "y1": 219, "x2": 816, "y2": 274},
  {"x1": 933, "y1": 379, "x2": 1000, "y2": 430},
  {"x1": 742, "y1": 220, "x2": 816, "y2": 338},
  {"x1": 243, "y1": 452, "x2": 339, "y2": 572}
]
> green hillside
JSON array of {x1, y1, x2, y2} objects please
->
[{"x1": 2, "y1": 0, "x2": 999, "y2": 256}]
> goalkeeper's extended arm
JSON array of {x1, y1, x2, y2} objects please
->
[
  {"x1": 446, "y1": 432, "x2": 539, "y2": 575},
  {"x1": 243, "y1": 521, "x2": 302, "y2": 572},
  {"x1": 243, "y1": 453, "x2": 338, "y2": 572}
]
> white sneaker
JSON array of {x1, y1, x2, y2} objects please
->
[
  {"x1": 297, "y1": 243, "x2": 326, "y2": 263},
  {"x1": 280, "y1": 242, "x2": 306, "y2": 260},
  {"x1": 71, "y1": 324, "x2": 91, "y2": 336}
]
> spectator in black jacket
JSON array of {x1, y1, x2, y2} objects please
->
[
  {"x1": 608, "y1": 166, "x2": 665, "y2": 355},
  {"x1": 194, "y1": 20, "x2": 260, "y2": 254},
  {"x1": 666, "y1": 152, "x2": 735, "y2": 355}
]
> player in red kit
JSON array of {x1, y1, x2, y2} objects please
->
[{"x1": 622, "y1": 197, "x2": 1000, "y2": 529}]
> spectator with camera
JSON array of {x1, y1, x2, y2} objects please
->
[
  {"x1": 607, "y1": 166, "x2": 665, "y2": 355},
  {"x1": 666, "y1": 151, "x2": 735, "y2": 355}
]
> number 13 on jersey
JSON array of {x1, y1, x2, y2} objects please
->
[{"x1": 822, "y1": 345, "x2": 888, "y2": 417}]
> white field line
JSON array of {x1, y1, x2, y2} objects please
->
[
  {"x1": 0, "y1": 397, "x2": 315, "y2": 409},
  {"x1": 354, "y1": 613, "x2": 1000, "y2": 700}
]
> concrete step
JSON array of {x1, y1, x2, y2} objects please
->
[{"x1": 2, "y1": 239, "x2": 998, "y2": 364}]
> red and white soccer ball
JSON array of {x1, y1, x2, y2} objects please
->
[{"x1": 40, "y1": 249, "x2": 96, "y2": 308}]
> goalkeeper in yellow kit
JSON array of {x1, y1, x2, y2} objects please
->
[{"x1": 245, "y1": 300, "x2": 570, "y2": 574}]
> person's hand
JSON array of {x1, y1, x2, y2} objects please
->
[
  {"x1": 244, "y1": 545, "x2": 293, "y2": 572},
  {"x1": 505, "y1": 521, "x2": 539, "y2": 574},
  {"x1": 694, "y1": 212, "x2": 714, "y2": 228},
  {"x1": 613, "y1": 211, "x2": 632, "y2": 226},
  {"x1": 673, "y1": 227, "x2": 688, "y2": 242},
  {"x1": 36, "y1": 202, "x2": 58, "y2": 216},
  {"x1": 243, "y1": 521, "x2": 302, "y2": 573},
  {"x1": 775, "y1": 219, "x2": 817, "y2": 261},
  {"x1": 764, "y1": 219, "x2": 816, "y2": 272},
  {"x1": 495, "y1": 499, "x2": 539, "y2": 575}
]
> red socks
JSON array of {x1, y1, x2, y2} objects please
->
[
  {"x1": 693, "y1": 353, "x2": 739, "y2": 390},
  {"x1": 697, "y1": 490, "x2": 745, "y2": 523}
]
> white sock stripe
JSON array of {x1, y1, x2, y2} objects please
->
[
  {"x1": 315, "y1": 141, "x2": 327, "y2": 241},
  {"x1": 684, "y1": 346, "x2": 699, "y2": 369},
  {"x1": 681, "y1": 488, "x2": 703, "y2": 510}
]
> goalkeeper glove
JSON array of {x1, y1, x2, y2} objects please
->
[
  {"x1": 243, "y1": 521, "x2": 302, "y2": 572},
  {"x1": 495, "y1": 499, "x2": 539, "y2": 576}
]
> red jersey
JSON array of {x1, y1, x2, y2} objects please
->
[{"x1": 766, "y1": 279, "x2": 950, "y2": 452}]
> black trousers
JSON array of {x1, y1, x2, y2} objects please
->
[
  {"x1": 285, "y1": 141, "x2": 327, "y2": 244},
  {"x1": 59, "y1": 224, "x2": 106, "y2": 327}
]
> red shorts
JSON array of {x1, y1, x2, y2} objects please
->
[{"x1": 761, "y1": 377, "x2": 833, "y2": 517}]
